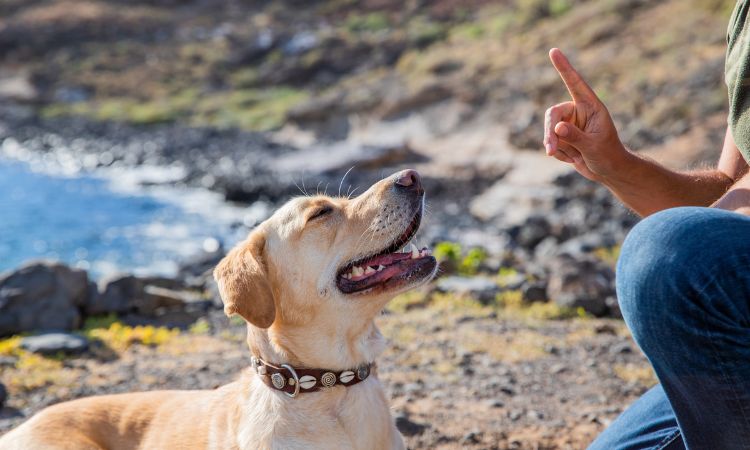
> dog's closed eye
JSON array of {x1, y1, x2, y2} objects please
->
[{"x1": 308, "y1": 205, "x2": 333, "y2": 222}]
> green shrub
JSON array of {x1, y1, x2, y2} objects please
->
[
  {"x1": 459, "y1": 247, "x2": 487, "y2": 275},
  {"x1": 433, "y1": 241, "x2": 462, "y2": 264}
]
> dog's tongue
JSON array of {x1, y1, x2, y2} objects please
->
[{"x1": 365, "y1": 251, "x2": 412, "y2": 267}]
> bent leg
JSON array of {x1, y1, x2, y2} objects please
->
[
  {"x1": 588, "y1": 384, "x2": 683, "y2": 450},
  {"x1": 616, "y1": 207, "x2": 750, "y2": 449}
]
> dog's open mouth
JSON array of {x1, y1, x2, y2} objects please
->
[{"x1": 336, "y1": 208, "x2": 437, "y2": 295}]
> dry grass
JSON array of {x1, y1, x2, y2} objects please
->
[
  {"x1": 459, "y1": 329, "x2": 554, "y2": 363},
  {"x1": 614, "y1": 363, "x2": 657, "y2": 387}
]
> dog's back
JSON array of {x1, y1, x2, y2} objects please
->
[{"x1": 0, "y1": 384, "x2": 244, "y2": 450}]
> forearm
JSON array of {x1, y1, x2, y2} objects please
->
[{"x1": 601, "y1": 151, "x2": 733, "y2": 217}]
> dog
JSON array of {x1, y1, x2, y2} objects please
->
[{"x1": 0, "y1": 169, "x2": 438, "y2": 450}]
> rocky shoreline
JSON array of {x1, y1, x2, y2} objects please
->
[
  {"x1": 0, "y1": 104, "x2": 638, "y2": 325},
  {"x1": 0, "y1": 118, "x2": 636, "y2": 338},
  {"x1": 0, "y1": 106, "x2": 646, "y2": 449}
]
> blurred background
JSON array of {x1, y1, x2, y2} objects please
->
[{"x1": 0, "y1": 0, "x2": 737, "y2": 448}]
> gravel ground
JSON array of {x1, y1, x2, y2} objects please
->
[{"x1": 0, "y1": 292, "x2": 654, "y2": 450}]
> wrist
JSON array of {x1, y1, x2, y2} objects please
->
[{"x1": 598, "y1": 143, "x2": 641, "y2": 189}]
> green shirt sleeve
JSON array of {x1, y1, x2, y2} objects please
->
[{"x1": 726, "y1": 0, "x2": 750, "y2": 162}]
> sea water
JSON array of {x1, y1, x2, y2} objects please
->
[{"x1": 0, "y1": 158, "x2": 252, "y2": 278}]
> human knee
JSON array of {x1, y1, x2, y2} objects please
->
[{"x1": 616, "y1": 208, "x2": 717, "y2": 337}]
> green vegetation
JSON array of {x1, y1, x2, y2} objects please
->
[
  {"x1": 82, "y1": 315, "x2": 179, "y2": 352},
  {"x1": 189, "y1": 318, "x2": 211, "y2": 335},
  {"x1": 407, "y1": 16, "x2": 447, "y2": 48},
  {"x1": 460, "y1": 248, "x2": 487, "y2": 275},
  {"x1": 85, "y1": 322, "x2": 179, "y2": 351},
  {"x1": 594, "y1": 245, "x2": 621, "y2": 267},
  {"x1": 387, "y1": 290, "x2": 429, "y2": 313},
  {"x1": 12, "y1": 0, "x2": 729, "y2": 148},
  {"x1": 433, "y1": 241, "x2": 487, "y2": 275},
  {"x1": 43, "y1": 87, "x2": 307, "y2": 131},
  {"x1": 192, "y1": 88, "x2": 308, "y2": 131},
  {"x1": 0, "y1": 335, "x2": 78, "y2": 392},
  {"x1": 496, "y1": 289, "x2": 584, "y2": 320},
  {"x1": 345, "y1": 12, "x2": 390, "y2": 34},
  {"x1": 387, "y1": 287, "x2": 584, "y2": 322}
]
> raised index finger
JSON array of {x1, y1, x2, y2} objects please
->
[{"x1": 549, "y1": 48, "x2": 598, "y2": 103}]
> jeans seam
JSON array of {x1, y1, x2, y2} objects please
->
[
  {"x1": 691, "y1": 271, "x2": 750, "y2": 443},
  {"x1": 655, "y1": 430, "x2": 681, "y2": 450},
  {"x1": 704, "y1": 325, "x2": 750, "y2": 445}
]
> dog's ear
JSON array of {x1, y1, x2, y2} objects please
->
[{"x1": 213, "y1": 228, "x2": 276, "y2": 328}]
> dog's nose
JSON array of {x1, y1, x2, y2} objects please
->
[{"x1": 394, "y1": 169, "x2": 423, "y2": 194}]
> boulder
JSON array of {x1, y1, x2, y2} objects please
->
[
  {"x1": 20, "y1": 332, "x2": 89, "y2": 356},
  {"x1": 436, "y1": 276, "x2": 499, "y2": 304},
  {"x1": 510, "y1": 215, "x2": 551, "y2": 250},
  {"x1": 521, "y1": 280, "x2": 547, "y2": 303},
  {"x1": 394, "y1": 413, "x2": 427, "y2": 437},
  {"x1": 87, "y1": 274, "x2": 141, "y2": 315},
  {"x1": 546, "y1": 255, "x2": 615, "y2": 317},
  {"x1": 89, "y1": 274, "x2": 214, "y2": 324},
  {"x1": 0, "y1": 261, "x2": 89, "y2": 336}
]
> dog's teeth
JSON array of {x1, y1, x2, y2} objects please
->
[
  {"x1": 352, "y1": 266, "x2": 364, "y2": 277},
  {"x1": 410, "y1": 243, "x2": 419, "y2": 259},
  {"x1": 377, "y1": 265, "x2": 385, "y2": 271},
  {"x1": 365, "y1": 266, "x2": 375, "y2": 275}
]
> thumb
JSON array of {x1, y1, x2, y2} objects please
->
[{"x1": 554, "y1": 122, "x2": 588, "y2": 146}]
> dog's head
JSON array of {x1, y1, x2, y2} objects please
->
[{"x1": 214, "y1": 169, "x2": 437, "y2": 366}]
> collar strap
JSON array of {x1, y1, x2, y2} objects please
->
[{"x1": 251, "y1": 356, "x2": 373, "y2": 398}]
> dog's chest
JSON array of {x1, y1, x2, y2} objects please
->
[{"x1": 237, "y1": 380, "x2": 400, "y2": 450}]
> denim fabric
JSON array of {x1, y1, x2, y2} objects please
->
[{"x1": 588, "y1": 207, "x2": 750, "y2": 450}]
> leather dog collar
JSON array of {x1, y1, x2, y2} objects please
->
[{"x1": 251, "y1": 356, "x2": 373, "y2": 398}]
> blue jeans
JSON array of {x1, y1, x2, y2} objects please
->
[{"x1": 589, "y1": 207, "x2": 750, "y2": 450}]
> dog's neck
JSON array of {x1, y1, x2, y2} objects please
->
[{"x1": 246, "y1": 319, "x2": 386, "y2": 370}]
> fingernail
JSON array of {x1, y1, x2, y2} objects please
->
[
  {"x1": 545, "y1": 144, "x2": 552, "y2": 155},
  {"x1": 556, "y1": 124, "x2": 568, "y2": 137}
]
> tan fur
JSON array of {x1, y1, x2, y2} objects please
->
[{"x1": 0, "y1": 171, "x2": 434, "y2": 450}]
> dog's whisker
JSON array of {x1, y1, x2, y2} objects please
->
[
  {"x1": 293, "y1": 179, "x2": 306, "y2": 197},
  {"x1": 339, "y1": 166, "x2": 356, "y2": 198}
]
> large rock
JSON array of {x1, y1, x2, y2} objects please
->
[
  {"x1": 0, "y1": 261, "x2": 89, "y2": 336},
  {"x1": 87, "y1": 274, "x2": 140, "y2": 315},
  {"x1": 20, "y1": 332, "x2": 89, "y2": 356},
  {"x1": 394, "y1": 413, "x2": 427, "y2": 437},
  {"x1": 89, "y1": 274, "x2": 213, "y2": 325},
  {"x1": 546, "y1": 255, "x2": 615, "y2": 317},
  {"x1": 0, "y1": 382, "x2": 6, "y2": 409}
]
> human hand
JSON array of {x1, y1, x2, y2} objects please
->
[{"x1": 543, "y1": 48, "x2": 634, "y2": 183}]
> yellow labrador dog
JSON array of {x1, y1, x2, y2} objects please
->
[{"x1": 0, "y1": 169, "x2": 437, "y2": 450}]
